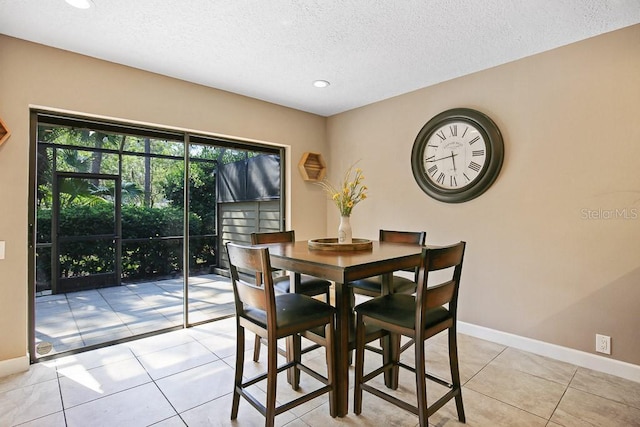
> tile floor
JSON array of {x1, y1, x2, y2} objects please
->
[{"x1": 2, "y1": 317, "x2": 640, "y2": 426}]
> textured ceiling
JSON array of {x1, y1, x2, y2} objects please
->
[{"x1": 1, "y1": 1, "x2": 639, "y2": 116}]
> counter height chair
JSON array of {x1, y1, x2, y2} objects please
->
[
  {"x1": 350, "y1": 229, "x2": 426, "y2": 361},
  {"x1": 251, "y1": 230, "x2": 332, "y2": 362},
  {"x1": 350, "y1": 229, "x2": 426, "y2": 297},
  {"x1": 226, "y1": 242, "x2": 336, "y2": 427},
  {"x1": 353, "y1": 242, "x2": 466, "y2": 427}
]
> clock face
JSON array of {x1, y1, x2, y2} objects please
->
[
  {"x1": 423, "y1": 121, "x2": 487, "y2": 190},
  {"x1": 411, "y1": 108, "x2": 504, "y2": 203}
]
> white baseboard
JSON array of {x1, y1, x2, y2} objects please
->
[
  {"x1": 458, "y1": 321, "x2": 640, "y2": 383},
  {"x1": 0, "y1": 354, "x2": 30, "y2": 378}
]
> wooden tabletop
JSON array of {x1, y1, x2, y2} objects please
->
[{"x1": 264, "y1": 240, "x2": 423, "y2": 284}]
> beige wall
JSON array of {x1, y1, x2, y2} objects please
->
[
  {"x1": 1, "y1": 25, "x2": 639, "y2": 369},
  {"x1": 327, "y1": 24, "x2": 640, "y2": 365},
  {"x1": 0, "y1": 35, "x2": 327, "y2": 363}
]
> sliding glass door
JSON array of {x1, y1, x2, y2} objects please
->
[{"x1": 29, "y1": 111, "x2": 284, "y2": 361}]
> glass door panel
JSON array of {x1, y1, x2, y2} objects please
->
[{"x1": 187, "y1": 143, "x2": 234, "y2": 324}]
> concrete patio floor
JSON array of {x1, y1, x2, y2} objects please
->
[{"x1": 34, "y1": 274, "x2": 235, "y2": 357}]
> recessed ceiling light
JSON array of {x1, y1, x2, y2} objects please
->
[
  {"x1": 65, "y1": 0, "x2": 93, "y2": 9},
  {"x1": 313, "y1": 80, "x2": 330, "y2": 88}
]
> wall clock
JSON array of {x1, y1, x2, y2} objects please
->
[{"x1": 410, "y1": 108, "x2": 504, "y2": 203}]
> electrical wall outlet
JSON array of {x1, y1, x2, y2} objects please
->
[
  {"x1": 596, "y1": 334, "x2": 611, "y2": 355},
  {"x1": 0, "y1": 241, "x2": 5, "y2": 260}
]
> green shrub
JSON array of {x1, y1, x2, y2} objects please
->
[{"x1": 36, "y1": 205, "x2": 216, "y2": 288}]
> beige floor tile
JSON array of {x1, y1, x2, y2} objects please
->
[
  {"x1": 58, "y1": 357, "x2": 152, "y2": 408},
  {"x1": 430, "y1": 387, "x2": 547, "y2": 427},
  {"x1": 570, "y1": 367, "x2": 640, "y2": 409},
  {"x1": 180, "y1": 392, "x2": 297, "y2": 426},
  {"x1": 402, "y1": 333, "x2": 506, "y2": 384},
  {"x1": 156, "y1": 359, "x2": 235, "y2": 413},
  {"x1": 300, "y1": 384, "x2": 420, "y2": 427},
  {"x1": 465, "y1": 364, "x2": 566, "y2": 419},
  {"x1": 14, "y1": 410, "x2": 67, "y2": 427},
  {"x1": 196, "y1": 329, "x2": 251, "y2": 359},
  {"x1": 55, "y1": 342, "x2": 135, "y2": 371},
  {"x1": 64, "y1": 382, "x2": 176, "y2": 427},
  {"x1": 550, "y1": 387, "x2": 640, "y2": 426},
  {"x1": 137, "y1": 340, "x2": 219, "y2": 380},
  {"x1": 0, "y1": 378, "x2": 62, "y2": 426},
  {"x1": 125, "y1": 329, "x2": 196, "y2": 356},
  {"x1": 152, "y1": 415, "x2": 187, "y2": 426},
  {"x1": 0, "y1": 361, "x2": 58, "y2": 393},
  {"x1": 489, "y1": 347, "x2": 577, "y2": 386}
]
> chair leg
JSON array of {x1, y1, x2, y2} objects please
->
[
  {"x1": 231, "y1": 324, "x2": 245, "y2": 420},
  {"x1": 415, "y1": 338, "x2": 428, "y2": 427},
  {"x1": 265, "y1": 333, "x2": 278, "y2": 427},
  {"x1": 383, "y1": 332, "x2": 401, "y2": 389},
  {"x1": 353, "y1": 313, "x2": 366, "y2": 415},
  {"x1": 253, "y1": 334, "x2": 261, "y2": 362},
  {"x1": 325, "y1": 321, "x2": 337, "y2": 418},
  {"x1": 287, "y1": 334, "x2": 302, "y2": 390},
  {"x1": 449, "y1": 328, "x2": 465, "y2": 423}
]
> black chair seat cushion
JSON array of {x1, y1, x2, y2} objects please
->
[
  {"x1": 244, "y1": 293, "x2": 335, "y2": 330},
  {"x1": 355, "y1": 294, "x2": 451, "y2": 330},
  {"x1": 350, "y1": 275, "x2": 416, "y2": 295},
  {"x1": 273, "y1": 275, "x2": 331, "y2": 296}
]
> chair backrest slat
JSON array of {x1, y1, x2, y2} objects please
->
[
  {"x1": 251, "y1": 230, "x2": 295, "y2": 245},
  {"x1": 379, "y1": 229, "x2": 426, "y2": 276},
  {"x1": 235, "y1": 278, "x2": 268, "y2": 311},
  {"x1": 425, "y1": 280, "x2": 455, "y2": 309},
  {"x1": 379, "y1": 229, "x2": 426, "y2": 245},
  {"x1": 427, "y1": 244, "x2": 465, "y2": 271},
  {"x1": 250, "y1": 231, "x2": 295, "y2": 284}
]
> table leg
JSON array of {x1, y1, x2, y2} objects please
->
[
  {"x1": 286, "y1": 273, "x2": 302, "y2": 386},
  {"x1": 381, "y1": 273, "x2": 399, "y2": 389},
  {"x1": 334, "y1": 281, "x2": 351, "y2": 417}
]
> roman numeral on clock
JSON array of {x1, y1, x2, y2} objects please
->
[
  {"x1": 468, "y1": 136, "x2": 480, "y2": 145},
  {"x1": 449, "y1": 125, "x2": 457, "y2": 137},
  {"x1": 468, "y1": 161, "x2": 482, "y2": 172},
  {"x1": 472, "y1": 150, "x2": 485, "y2": 156},
  {"x1": 450, "y1": 175, "x2": 457, "y2": 187},
  {"x1": 427, "y1": 165, "x2": 438, "y2": 176},
  {"x1": 436, "y1": 130, "x2": 446, "y2": 141},
  {"x1": 436, "y1": 172, "x2": 445, "y2": 184}
]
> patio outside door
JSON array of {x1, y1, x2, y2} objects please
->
[
  {"x1": 31, "y1": 111, "x2": 284, "y2": 361},
  {"x1": 52, "y1": 172, "x2": 121, "y2": 294}
]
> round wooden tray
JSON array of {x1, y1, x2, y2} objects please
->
[{"x1": 308, "y1": 238, "x2": 373, "y2": 252}]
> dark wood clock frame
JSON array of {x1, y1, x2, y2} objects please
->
[{"x1": 410, "y1": 108, "x2": 504, "y2": 203}]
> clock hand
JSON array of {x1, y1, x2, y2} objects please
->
[
  {"x1": 426, "y1": 153, "x2": 459, "y2": 163},
  {"x1": 450, "y1": 151, "x2": 457, "y2": 171}
]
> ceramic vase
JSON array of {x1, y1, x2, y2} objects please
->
[{"x1": 338, "y1": 215, "x2": 352, "y2": 244}]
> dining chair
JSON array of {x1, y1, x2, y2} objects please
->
[
  {"x1": 250, "y1": 230, "x2": 332, "y2": 362},
  {"x1": 353, "y1": 242, "x2": 466, "y2": 427},
  {"x1": 350, "y1": 229, "x2": 426, "y2": 297},
  {"x1": 349, "y1": 229, "x2": 426, "y2": 361},
  {"x1": 226, "y1": 242, "x2": 336, "y2": 427}
]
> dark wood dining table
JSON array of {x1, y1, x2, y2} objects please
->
[{"x1": 263, "y1": 239, "x2": 423, "y2": 417}]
